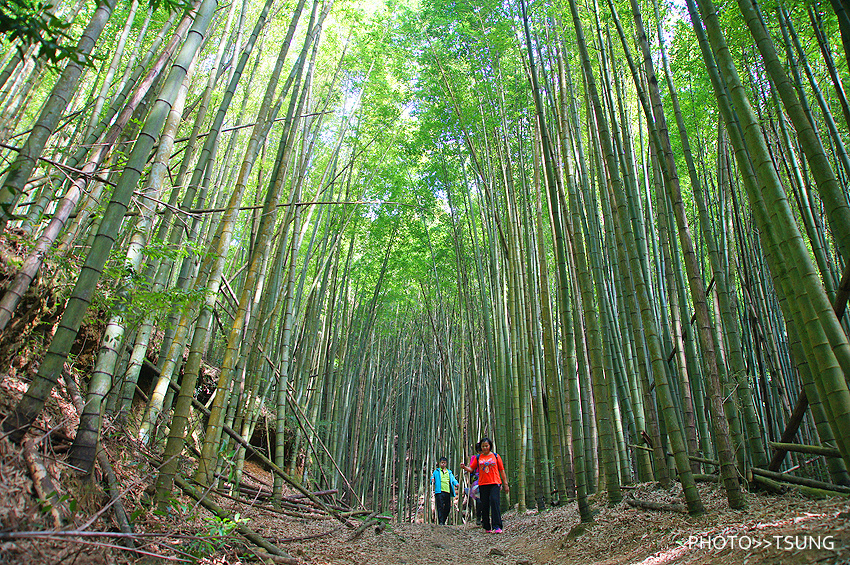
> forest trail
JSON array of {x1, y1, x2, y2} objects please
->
[
  {"x1": 318, "y1": 522, "x2": 534, "y2": 565},
  {"x1": 290, "y1": 486, "x2": 850, "y2": 565},
  {"x1": 3, "y1": 0, "x2": 850, "y2": 559},
  {"x1": 1, "y1": 393, "x2": 848, "y2": 565}
]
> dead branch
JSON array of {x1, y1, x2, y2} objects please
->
[
  {"x1": 347, "y1": 512, "x2": 380, "y2": 540},
  {"x1": 22, "y1": 438, "x2": 64, "y2": 528},
  {"x1": 751, "y1": 467, "x2": 850, "y2": 494},
  {"x1": 340, "y1": 509, "x2": 378, "y2": 518},
  {"x1": 174, "y1": 475, "x2": 293, "y2": 559},
  {"x1": 768, "y1": 441, "x2": 841, "y2": 458},
  {"x1": 0, "y1": 531, "x2": 188, "y2": 561},
  {"x1": 286, "y1": 488, "x2": 339, "y2": 501},
  {"x1": 137, "y1": 356, "x2": 354, "y2": 527},
  {"x1": 96, "y1": 450, "x2": 135, "y2": 546},
  {"x1": 628, "y1": 444, "x2": 719, "y2": 466},
  {"x1": 208, "y1": 486, "x2": 333, "y2": 520},
  {"x1": 252, "y1": 550, "x2": 300, "y2": 564}
]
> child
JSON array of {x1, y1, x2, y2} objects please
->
[
  {"x1": 460, "y1": 437, "x2": 509, "y2": 533},
  {"x1": 432, "y1": 456, "x2": 459, "y2": 525}
]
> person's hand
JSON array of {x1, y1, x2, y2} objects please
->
[{"x1": 503, "y1": 484, "x2": 510, "y2": 494}]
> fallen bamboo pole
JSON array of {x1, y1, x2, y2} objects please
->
[
  {"x1": 347, "y1": 512, "x2": 380, "y2": 540},
  {"x1": 174, "y1": 475, "x2": 293, "y2": 559},
  {"x1": 751, "y1": 467, "x2": 850, "y2": 494},
  {"x1": 139, "y1": 358, "x2": 353, "y2": 527},
  {"x1": 768, "y1": 442, "x2": 841, "y2": 458},
  {"x1": 751, "y1": 471, "x2": 849, "y2": 499},
  {"x1": 627, "y1": 444, "x2": 719, "y2": 466},
  {"x1": 23, "y1": 438, "x2": 64, "y2": 529}
]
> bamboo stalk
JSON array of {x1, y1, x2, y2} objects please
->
[
  {"x1": 751, "y1": 468, "x2": 850, "y2": 494},
  {"x1": 768, "y1": 442, "x2": 841, "y2": 458},
  {"x1": 173, "y1": 475, "x2": 293, "y2": 559}
]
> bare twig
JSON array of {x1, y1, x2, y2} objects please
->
[
  {"x1": 174, "y1": 475, "x2": 294, "y2": 559},
  {"x1": 188, "y1": 200, "x2": 414, "y2": 215},
  {"x1": 0, "y1": 142, "x2": 116, "y2": 186},
  {"x1": 0, "y1": 531, "x2": 190, "y2": 561}
]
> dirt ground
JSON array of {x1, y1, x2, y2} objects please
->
[
  {"x1": 2, "y1": 435, "x2": 849, "y2": 565},
  {"x1": 287, "y1": 485, "x2": 850, "y2": 565},
  {"x1": 2, "y1": 372, "x2": 850, "y2": 565}
]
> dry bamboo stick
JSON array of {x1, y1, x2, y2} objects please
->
[
  {"x1": 22, "y1": 438, "x2": 63, "y2": 528},
  {"x1": 751, "y1": 467, "x2": 850, "y2": 494},
  {"x1": 768, "y1": 441, "x2": 841, "y2": 458}
]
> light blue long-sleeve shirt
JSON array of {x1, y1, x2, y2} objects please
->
[{"x1": 432, "y1": 468, "x2": 459, "y2": 497}]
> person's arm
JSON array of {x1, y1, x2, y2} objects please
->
[
  {"x1": 462, "y1": 455, "x2": 479, "y2": 473},
  {"x1": 497, "y1": 455, "x2": 509, "y2": 493}
]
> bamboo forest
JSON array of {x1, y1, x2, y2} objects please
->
[{"x1": 0, "y1": 0, "x2": 849, "y2": 561}]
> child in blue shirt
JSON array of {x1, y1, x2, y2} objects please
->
[{"x1": 432, "y1": 456, "x2": 459, "y2": 525}]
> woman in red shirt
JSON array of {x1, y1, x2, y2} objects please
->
[{"x1": 461, "y1": 437, "x2": 509, "y2": 533}]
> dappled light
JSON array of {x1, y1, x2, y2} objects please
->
[{"x1": 0, "y1": 0, "x2": 849, "y2": 561}]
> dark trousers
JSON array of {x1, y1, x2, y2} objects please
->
[
  {"x1": 479, "y1": 483, "x2": 502, "y2": 530},
  {"x1": 435, "y1": 492, "x2": 451, "y2": 524}
]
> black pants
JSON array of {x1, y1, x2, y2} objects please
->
[
  {"x1": 435, "y1": 492, "x2": 451, "y2": 524},
  {"x1": 479, "y1": 483, "x2": 502, "y2": 530}
]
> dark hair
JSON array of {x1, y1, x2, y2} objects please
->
[
  {"x1": 439, "y1": 456, "x2": 448, "y2": 463},
  {"x1": 475, "y1": 441, "x2": 482, "y2": 453},
  {"x1": 479, "y1": 437, "x2": 493, "y2": 450}
]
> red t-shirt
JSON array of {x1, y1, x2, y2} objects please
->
[{"x1": 470, "y1": 453, "x2": 504, "y2": 485}]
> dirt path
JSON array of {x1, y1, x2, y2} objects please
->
[
  {"x1": 306, "y1": 522, "x2": 537, "y2": 565},
  {"x1": 296, "y1": 486, "x2": 850, "y2": 565}
]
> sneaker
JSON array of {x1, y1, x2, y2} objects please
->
[
  {"x1": 484, "y1": 529, "x2": 492, "y2": 533},
  {"x1": 493, "y1": 528, "x2": 503, "y2": 534}
]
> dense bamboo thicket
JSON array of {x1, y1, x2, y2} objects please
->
[{"x1": 1, "y1": 0, "x2": 849, "y2": 529}]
